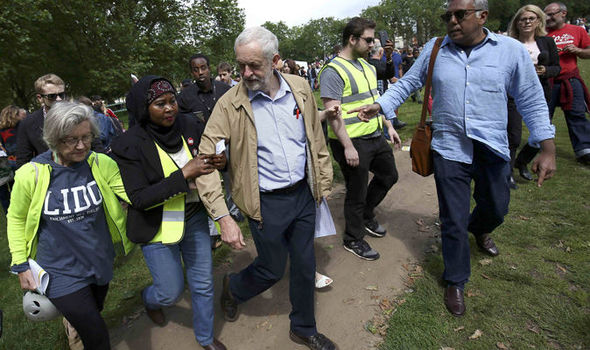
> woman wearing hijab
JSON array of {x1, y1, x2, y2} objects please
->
[{"x1": 110, "y1": 76, "x2": 226, "y2": 350}]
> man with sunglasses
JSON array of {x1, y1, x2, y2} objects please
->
[
  {"x1": 544, "y1": 2, "x2": 590, "y2": 165},
  {"x1": 350, "y1": 0, "x2": 556, "y2": 316},
  {"x1": 319, "y1": 17, "x2": 401, "y2": 261},
  {"x1": 16, "y1": 74, "x2": 104, "y2": 168}
]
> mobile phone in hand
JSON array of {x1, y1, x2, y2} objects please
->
[{"x1": 379, "y1": 30, "x2": 389, "y2": 45}]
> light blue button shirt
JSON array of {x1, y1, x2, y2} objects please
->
[
  {"x1": 249, "y1": 72, "x2": 307, "y2": 191},
  {"x1": 377, "y1": 29, "x2": 555, "y2": 164}
]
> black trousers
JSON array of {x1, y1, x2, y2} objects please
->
[
  {"x1": 507, "y1": 98, "x2": 522, "y2": 169},
  {"x1": 330, "y1": 135, "x2": 398, "y2": 242},
  {"x1": 229, "y1": 182, "x2": 317, "y2": 337},
  {"x1": 50, "y1": 284, "x2": 110, "y2": 350}
]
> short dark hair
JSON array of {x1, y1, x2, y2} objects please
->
[
  {"x1": 342, "y1": 17, "x2": 376, "y2": 47},
  {"x1": 217, "y1": 62, "x2": 233, "y2": 73},
  {"x1": 188, "y1": 54, "x2": 210, "y2": 68}
]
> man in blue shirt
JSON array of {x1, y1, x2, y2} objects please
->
[{"x1": 350, "y1": 0, "x2": 556, "y2": 316}]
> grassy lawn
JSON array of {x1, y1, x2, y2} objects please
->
[
  {"x1": 379, "y1": 60, "x2": 590, "y2": 349},
  {"x1": 1, "y1": 62, "x2": 589, "y2": 349},
  {"x1": 0, "y1": 191, "x2": 249, "y2": 349}
]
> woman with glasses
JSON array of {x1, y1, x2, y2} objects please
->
[
  {"x1": 110, "y1": 76, "x2": 227, "y2": 350},
  {"x1": 507, "y1": 4, "x2": 560, "y2": 183},
  {"x1": 7, "y1": 101, "x2": 133, "y2": 349}
]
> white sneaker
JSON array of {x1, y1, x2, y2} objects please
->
[{"x1": 315, "y1": 272, "x2": 333, "y2": 289}]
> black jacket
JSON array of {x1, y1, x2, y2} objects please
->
[
  {"x1": 535, "y1": 36, "x2": 561, "y2": 101},
  {"x1": 177, "y1": 79, "x2": 230, "y2": 123},
  {"x1": 110, "y1": 75, "x2": 205, "y2": 243},
  {"x1": 16, "y1": 108, "x2": 105, "y2": 169}
]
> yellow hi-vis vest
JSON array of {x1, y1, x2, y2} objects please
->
[
  {"x1": 150, "y1": 138, "x2": 194, "y2": 244},
  {"x1": 322, "y1": 57, "x2": 381, "y2": 139}
]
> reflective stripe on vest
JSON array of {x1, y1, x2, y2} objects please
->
[
  {"x1": 150, "y1": 138, "x2": 193, "y2": 244},
  {"x1": 324, "y1": 57, "x2": 381, "y2": 139}
]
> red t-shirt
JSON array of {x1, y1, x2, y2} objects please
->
[{"x1": 547, "y1": 24, "x2": 590, "y2": 76}]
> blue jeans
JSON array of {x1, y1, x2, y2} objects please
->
[
  {"x1": 548, "y1": 77, "x2": 590, "y2": 158},
  {"x1": 229, "y1": 182, "x2": 317, "y2": 337},
  {"x1": 141, "y1": 209, "x2": 214, "y2": 346},
  {"x1": 433, "y1": 141, "x2": 510, "y2": 287}
]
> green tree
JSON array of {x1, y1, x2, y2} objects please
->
[{"x1": 187, "y1": 0, "x2": 245, "y2": 74}]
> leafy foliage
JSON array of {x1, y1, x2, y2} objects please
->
[{"x1": 0, "y1": 0, "x2": 245, "y2": 108}]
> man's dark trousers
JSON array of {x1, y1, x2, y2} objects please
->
[
  {"x1": 433, "y1": 141, "x2": 510, "y2": 288},
  {"x1": 229, "y1": 182, "x2": 317, "y2": 337},
  {"x1": 330, "y1": 135, "x2": 398, "y2": 242},
  {"x1": 549, "y1": 78, "x2": 590, "y2": 158}
]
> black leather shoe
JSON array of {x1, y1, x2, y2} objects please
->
[
  {"x1": 202, "y1": 338, "x2": 227, "y2": 350},
  {"x1": 289, "y1": 330, "x2": 338, "y2": 350},
  {"x1": 475, "y1": 233, "x2": 499, "y2": 256},
  {"x1": 509, "y1": 175, "x2": 518, "y2": 190},
  {"x1": 220, "y1": 273, "x2": 239, "y2": 322},
  {"x1": 516, "y1": 163, "x2": 533, "y2": 181},
  {"x1": 444, "y1": 286, "x2": 466, "y2": 316},
  {"x1": 392, "y1": 119, "x2": 407, "y2": 129},
  {"x1": 577, "y1": 154, "x2": 590, "y2": 165}
]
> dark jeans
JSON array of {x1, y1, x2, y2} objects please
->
[
  {"x1": 433, "y1": 141, "x2": 510, "y2": 287},
  {"x1": 330, "y1": 136, "x2": 398, "y2": 242},
  {"x1": 549, "y1": 77, "x2": 590, "y2": 158},
  {"x1": 229, "y1": 182, "x2": 317, "y2": 337},
  {"x1": 50, "y1": 284, "x2": 110, "y2": 350},
  {"x1": 507, "y1": 98, "x2": 522, "y2": 169}
]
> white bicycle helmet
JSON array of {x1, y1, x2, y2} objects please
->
[{"x1": 23, "y1": 291, "x2": 60, "y2": 321}]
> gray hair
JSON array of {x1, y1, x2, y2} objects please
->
[
  {"x1": 234, "y1": 26, "x2": 279, "y2": 62},
  {"x1": 446, "y1": 0, "x2": 488, "y2": 14},
  {"x1": 43, "y1": 101, "x2": 99, "y2": 152},
  {"x1": 546, "y1": 2, "x2": 567, "y2": 11}
]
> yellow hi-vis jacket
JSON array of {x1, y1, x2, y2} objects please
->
[
  {"x1": 321, "y1": 57, "x2": 381, "y2": 139},
  {"x1": 150, "y1": 139, "x2": 194, "y2": 244}
]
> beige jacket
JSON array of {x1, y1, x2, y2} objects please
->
[{"x1": 196, "y1": 73, "x2": 333, "y2": 222}]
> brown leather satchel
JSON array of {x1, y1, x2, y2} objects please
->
[{"x1": 410, "y1": 37, "x2": 443, "y2": 176}]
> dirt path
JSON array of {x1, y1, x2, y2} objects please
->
[{"x1": 110, "y1": 148, "x2": 439, "y2": 350}]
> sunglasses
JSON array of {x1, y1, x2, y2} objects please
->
[
  {"x1": 40, "y1": 92, "x2": 66, "y2": 101},
  {"x1": 440, "y1": 9, "x2": 482, "y2": 23},
  {"x1": 357, "y1": 36, "x2": 375, "y2": 44},
  {"x1": 544, "y1": 10, "x2": 562, "y2": 17}
]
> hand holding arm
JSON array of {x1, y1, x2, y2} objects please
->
[
  {"x1": 182, "y1": 154, "x2": 215, "y2": 179},
  {"x1": 347, "y1": 103, "x2": 381, "y2": 122}
]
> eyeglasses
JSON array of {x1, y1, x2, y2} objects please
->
[
  {"x1": 61, "y1": 134, "x2": 93, "y2": 147},
  {"x1": 357, "y1": 36, "x2": 375, "y2": 44},
  {"x1": 440, "y1": 9, "x2": 482, "y2": 23},
  {"x1": 40, "y1": 92, "x2": 66, "y2": 101},
  {"x1": 544, "y1": 10, "x2": 562, "y2": 17},
  {"x1": 518, "y1": 16, "x2": 538, "y2": 23}
]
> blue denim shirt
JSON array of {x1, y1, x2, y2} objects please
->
[
  {"x1": 377, "y1": 29, "x2": 555, "y2": 164},
  {"x1": 249, "y1": 72, "x2": 307, "y2": 191}
]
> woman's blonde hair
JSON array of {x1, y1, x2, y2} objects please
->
[
  {"x1": 0, "y1": 105, "x2": 23, "y2": 129},
  {"x1": 508, "y1": 4, "x2": 547, "y2": 39}
]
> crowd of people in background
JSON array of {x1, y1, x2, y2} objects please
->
[{"x1": 2, "y1": 0, "x2": 589, "y2": 349}]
